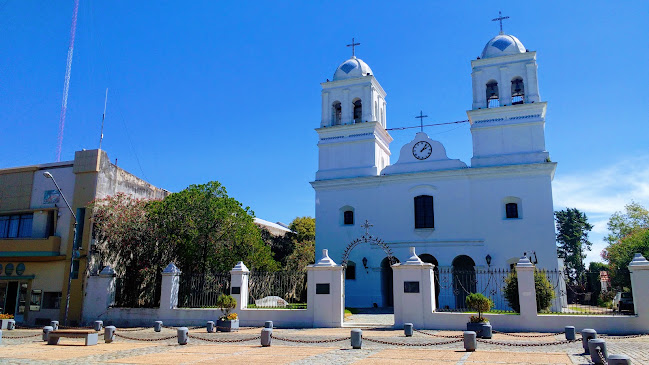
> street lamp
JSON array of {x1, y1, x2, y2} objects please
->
[{"x1": 44, "y1": 171, "x2": 79, "y2": 326}]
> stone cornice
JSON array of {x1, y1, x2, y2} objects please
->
[
  {"x1": 321, "y1": 75, "x2": 386, "y2": 97},
  {"x1": 471, "y1": 51, "x2": 536, "y2": 68}
]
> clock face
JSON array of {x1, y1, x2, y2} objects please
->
[{"x1": 412, "y1": 141, "x2": 432, "y2": 160}]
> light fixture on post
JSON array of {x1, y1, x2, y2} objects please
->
[
  {"x1": 531, "y1": 251, "x2": 538, "y2": 265},
  {"x1": 44, "y1": 171, "x2": 79, "y2": 326},
  {"x1": 485, "y1": 254, "x2": 492, "y2": 267}
]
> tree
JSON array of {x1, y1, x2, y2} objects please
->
[
  {"x1": 503, "y1": 270, "x2": 555, "y2": 312},
  {"x1": 604, "y1": 202, "x2": 649, "y2": 244},
  {"x1": 602, "y1": 228, "x2": 649, "y2": 289},
  {"x1": 555, "y1": 208, "x2": 593, "y2": 280},
  {"x1": 289, "y1": 216, "x2": 315, "y2": 243},
  {"x1": 156, "y1": 181, "x2": 278, "y2": 274}
]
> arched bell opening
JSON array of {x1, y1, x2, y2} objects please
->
[
  {"x1": 511, "y1": 76, "x2": 525, "y2": 105},
  {"x1": 452, "y1": 255, "x2": 476, "y2": 309},
  {"x1": 331, "y1": 101, "x2": 342, "y2": 126},
  {"x1": 486, "y1": 80, "x2": 500, "y2": 108},
  {"x1": 352, "y1": 99, "x2": 362, "y2": 124}
]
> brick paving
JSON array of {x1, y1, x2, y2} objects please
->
[{"x1": 0, "y1": 327, "x2": 647, "y2": 364}]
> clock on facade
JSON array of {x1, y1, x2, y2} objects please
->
[{"x1": 412, "y1": 141, "x2": 432, "y2": 160}]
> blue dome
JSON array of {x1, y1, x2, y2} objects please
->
[
  {"x1": 480, "y1": 34, "x2": 526, "y2": 59},
  {"x1": 333, "y1": 56, "x2": 373, "y2": 81}
]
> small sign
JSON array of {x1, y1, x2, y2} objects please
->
[
  {"x1": 231, "y1": 286, "x2": 241, "y2": 295},
  {"x1": 43, "y1": 190, "x2": 61, "y2": 204},
  {"x1": 316, "y1": 283, "x2": 330, "y2": 294},
  {"x1": 404, "y1": 281, "x2": 420, "y2": 293}
]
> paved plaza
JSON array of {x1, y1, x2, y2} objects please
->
[{"x1": 0, "y1": 327, "x2": 647, "y2": 364}]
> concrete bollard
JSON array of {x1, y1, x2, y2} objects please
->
[
  {"x1": 264, "y1": 321, "x2": 273, "y2": 329},
  {"x1": 588, "y1": 339, "x2": 608, "y2": 365},
  {"x1": 581, "y1": 329, "x2": 597, "y2": 353},
  {"x1": 104, "y1": 326, "x2": 116, "y2": 343},
  {"x1": 261, "y1": 328, "x2": 272, "y2": 347},
  {"x1": 404, "y1": 323, "x2": 413, "y2": 337},
  {"x1": 154, "y1": 321, "x2": 163, "y2": 332},
  {"x1": 607, "y1": 354, "x2": 632, "y2": 365},
  {"x1": 565, "y1": 326, "x2": 576, "y2": 341},
  {"x1": 206, "y1": 321, "x2": 215, "y2": 333},
  {"x1": 464, "y1": 331, "x2": 477, "y2": 352},
  {"x1": 94, "y1": 320, "x2": 103, "y2": 331},
  {"x1": 42, "y1": 326, "x2": 54, "y2": 341},
  {"x1": 177, "y1": 327, "x2": 188, "y2": 345},
  {"x1": 7, "y1": 320, "x2": 15, "y2": 330},
  {"x1": 481, "y1": 324, "x2": 492, "y2": 339},
  {"x1": 50, "y1": 321, "x2": 59, "y2": 330},
  {"x1": 351, "y1": 329, "x2": 362, "y2": 349}
]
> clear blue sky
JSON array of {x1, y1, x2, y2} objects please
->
[{"x1": 2, "y1": 1, "x2": 648, "y2": 262}]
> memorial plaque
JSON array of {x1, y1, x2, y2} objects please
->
[
  {"x1": 316, "y1": 283, "x2": 330, "y2": 294},
  {"x1": 404, "y1": 281, "x2": 420, "y2": 293},
  {"x1": 231, "y1": 286, "x2": 241, "y2": 295}
]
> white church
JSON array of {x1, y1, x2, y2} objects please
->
[{"x1": 311, "y1": 29, "x2": 560, "y2": 309}]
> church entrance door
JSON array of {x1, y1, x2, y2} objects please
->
[
  {"x1": 380, "y1": 257, "x2": 394, "y2": 307},
  {"x1": 452, "y1": 255, "x2": 476, "y2": 310},
  {"x1": 419, "y1": 254, "x2": 440, "y2": 309}
]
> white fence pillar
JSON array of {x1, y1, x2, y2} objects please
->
[
  {"x1": 230, "y1": 262, "x2": 249, "y2": 310},
  {"x1": 307, "y1": 249, "x2": 344, "y2": 328},
  {"x1": 160, "y1": 263, "x2": 181, "y2": 310},
  {"x1": 392, "y1": 247, "x2": 434, "y2": 328},
  {"x1": 82, "y1": 266, "x2": 116, "y2": 323},
  {"x1": 628, "y1": 253, "x2": 649, "y2": 318},
  {"x1": 515, "y1": 256, "x2": 538, "y2": 320}
]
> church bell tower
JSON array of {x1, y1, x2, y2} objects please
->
[
  {"x1": 315, "y1": 43, "x2": 392, "y2": 180},
  {"x1": 467, "y1": 23, "x2": 549, "y2": 167}
]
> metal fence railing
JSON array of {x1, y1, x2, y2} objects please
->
[
  {"x1": 247, "y1": 271, "x2": 307, "y2": 309},
  {"x1": 435, "y1": 268, "x2": 515, "y2": 313},
  {"x1": 538, "y1": 269, "x2": 632, "y2": 316},
  {"x1": 113, "y1": 277, "x2": 160, "y2": 308},
  {"x1": 178, "y1": 272, "x2": 231, "y2": 308}
]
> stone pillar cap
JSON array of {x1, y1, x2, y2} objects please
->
[
  {"x1": 310, "y1": 249, "x2": 338, "y2": 267},
  {"x1": 162, "y1": 262, "x2": 181, "y2": 276},
  {"x1": 516, "y1": 256, "x2": 534, "y2": 269},
  {"x1": 98, "y1": 265, "x2": 115, "y2": 277},
  {"x1": 629, "y1": 253, "x2": 649, "y2": 270},
  {"x1": 402, "y1": 247, "x2": 425, "y2": 266},
  {"x1": 231, "y1": 261, "x2": 250, "y2": 273}
]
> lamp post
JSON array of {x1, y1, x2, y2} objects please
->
[{"x1": 44, "y1": 171, "x2": 79, "y2": 326}]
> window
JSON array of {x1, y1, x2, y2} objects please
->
[
  {"x1": 486, "y1": 80, "x2": 499, "y2": 108},
  {"x1": 343, "y1": 210, "x2": 354, "y2": 225},
  {"x1": 511, "y1": 77, "x2": 525, "y2": 105},
  {"x1": 0, "y1": 213, "x2": 33, "y2": 238},
  {"x1": 346, "y1": 261, "x2": 356, "y2": 280},
  {"x1": 332, "y1": 101, "x2": 342, "y2": 126},
  {"x1": 414, "y1": 195, "x2": 434, "y2": 229},
  {"x1": 505, "y1": 203, "x2": 519, "y2": 219},
  {"x1": 353, "y1": 99, "x2": 362, "y2": 123},
  {"x1": 71, "y1": 259, "x2": 80, "y2": 279},
  {"x1": 42, "y1": 292, "x2": 62, "y2": 309}
]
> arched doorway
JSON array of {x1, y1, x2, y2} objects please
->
[
  {"x1": 452, "y1": 255, "x2": 476, "y2": 309},
  {"x1": 419, "y1": 254, "x2": 440, "y2": 309},
  {"x1": 380, "y1": 257, "x2": 399, "y2": 307}
]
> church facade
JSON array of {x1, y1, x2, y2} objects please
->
[{"x1": 311, "y1": 31, "x2": 560, "y2": 309}]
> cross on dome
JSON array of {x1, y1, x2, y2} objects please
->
[
  {"x1": 346, "y1": 37, "x2": 360, "y2": 57},
  {"x1": 492, "y1": 11, "x2": 510, "y2": 35}
]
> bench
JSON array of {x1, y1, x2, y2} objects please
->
[{"x1": 47, "y1": 329, "x2": 98, "y2": 346}]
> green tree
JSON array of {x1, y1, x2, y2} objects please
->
[
  {"x1": 555, "y1": 208, "x2": 593, "y2": 281},
  {"x1": 503, "y1": 270, "x2": 555, "y2": 312},
  {"x1": 604, "y1": 202, "x2": 649, "y2": 244},
  {"x1": 156, "y1": 181, "x2": 278, "y2": 274},
  {"x1": 603, "y1": 228, "x2": 649, "y2": 289},
  {"x1": 289, "y1": 216, "x2": 315, "y2": 243}
]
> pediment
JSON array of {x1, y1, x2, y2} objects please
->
[{"x1": 381, "y1": 132, "x2": 466, "y2": 175}]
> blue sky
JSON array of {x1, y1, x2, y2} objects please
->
[{"x1": 1, "y1": 1, "x2": 647, "y2": 263}]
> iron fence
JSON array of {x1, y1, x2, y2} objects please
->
[
  {"x1": 247, "y1": 271, "x2": 307, "y2": 309},
  {"x1": 435, "y1": 268, "x2": 515, "y2": 313},
  {"x1": 113, "y1": 277, "x2": 160, "y2": 308},
  {"x1": 538, "y1": 269, "x2": 631, "y2": 316},
  {"x1": 178, "y1": 272, "x2": 231, "y2": 308}
]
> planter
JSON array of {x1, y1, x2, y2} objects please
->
[
  {"x1": 466, "y1": 322, "x2": 489, "y2": 338},
  {"x1": 216, "y1": 319, "x2": 239, "y2": 332},
  {"x1": 0, "y1": 319, "x2": 12, "y2": 330}
]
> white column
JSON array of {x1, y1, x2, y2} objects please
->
[
  {"x1": 525, "y1": 63, "x2": 540, "y2": 102},
  {"x1": 307, "y1": 249, "x2": 344, "y2": 328},
  {"x1": 321, "y1": 92, "x2": 329, "y2": 127},
  {"x1": 160, "y1": 263, "x2": 181, "y2": 310},
  {"x1": 628, "y1": 253, "x2": 649, "y2": 317},
  {"x1": 362, "y1": 85, "x2": 371, "y2": 123},
  {"x1": 472, "y1": 70, "x2": 484, "y2": 109},
  {"x1": 499, "y1": 66, "x2": 511, "y2": 106},
  {"x1": 515, "y1": 256, "x2": 537, "y2": 320},
  {"x1": 82, "y1": 266, "x2": 116, "y2": 323},
  {"x1": 342, "y1": 89, "x2": 350, "y2": 124},
  {"x1": 230, "y1": 261, "x2": 249, "y2": 310},
  {"x1": 392, "y1": 247, "x2": 434, "y2": 328}
]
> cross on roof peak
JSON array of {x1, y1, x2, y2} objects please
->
[
  {"x1": 346, "y1": 37, "x2": 361, "y2": 57},
  {"x1": 415, "y1": 111, "x2": 428, "y2": 132},
  {"x1": 492, "y1": 11, "x2": 510, "y2": 35}
]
